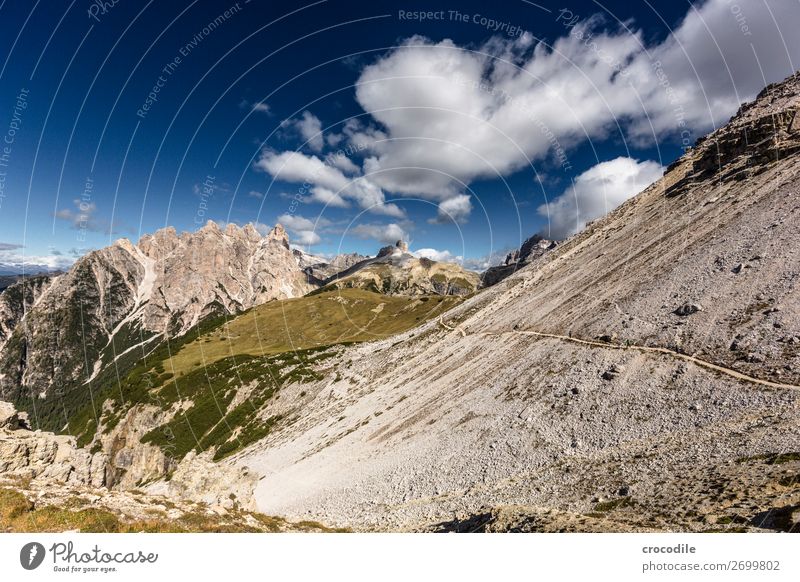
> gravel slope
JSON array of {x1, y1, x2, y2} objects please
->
[{"x1": 237, "y1": 73, "x2": 800, "y2": 532}]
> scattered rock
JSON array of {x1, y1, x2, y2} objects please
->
[
  {"x1": 602, "y1": 364, "x2": 625, "y2": 381},
  {"x1": 674, "y1": 303, "x2": 703, "y2": 316}
]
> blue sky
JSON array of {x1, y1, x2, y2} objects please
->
[{"x1": 0, "y1": 0, "x2": 798, "y2": 272}]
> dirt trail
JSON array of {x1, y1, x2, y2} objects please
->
[{"x1": 437, "y1": 317, "x2": 800, "y2": 391}]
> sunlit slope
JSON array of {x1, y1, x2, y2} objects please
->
[{"x1": 166, "y1": 288, "x2": 461, "y2": 375}]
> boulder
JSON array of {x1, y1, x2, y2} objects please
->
[{"x1": 674, "y1": 303, "x2": 703, "y2": 316}]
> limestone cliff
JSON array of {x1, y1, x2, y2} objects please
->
[{"x1": 0, "y1": 222, "x2": 311, "y2": 408}]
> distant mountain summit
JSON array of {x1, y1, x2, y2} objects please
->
[
  {"x1": 318, "y1": 239, "x2": 480, "y2": 296},
  {"x1": 0, "y1": 222, "x2": 478, "y2": 432},
  {"x1": 292, "y1": 248, "x2": 368, "y2": 285}
]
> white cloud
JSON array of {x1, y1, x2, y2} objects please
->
[
  {"x1": 346, "y1": 0, "x2": 799, "y2": 198},
  {"x1": 248, "y1": 190, "x2": 264, "y2": 199},
  {"x1": 254, "y1": 150, "x2": 404, "y2": 217},
  {"x1": 326, "y1": 153, "x2": 360, "y2": 174},
  {"x1": 349, "y1": 223, "x2": 409, "y2": 245},
  {"x1": 623, "y1": 0, "x2": 800, "y2": 140},
  {"x1": 277, "y1": 214, "x2": 316, "y2": 232},
  {"x1": 0, "y1": 247, "x2": 75, "y2": 272},
  {"x1": 256, "y1": 151, "x2": 347, "y2": 192},
  {"x1": 429, "y1": 194, "x2": 472, "y2": 224},
  {"x1": 239, "y1": 99, "x2": 271, "y2": 115},
  {"x1": 413, "y1": 248, "x2": 462, "y2": 263},
  {"x1": 293, "y1": 230, "x2": 321, "y2": 245},
  {"x1": 275, "y1": 213, "x2": 331, "y2": 247},
  {"x1": 537, "y1": 157, "x2": 663, "y2": 240},
  {"x1": 284, "y1": 111, "x2": 324, "y2": 152},
  {"x1": 308, "y1": 186, "x2": 349, "y2": 208},
  {"x1": 54, "y1": 199, "x2": 121, "y2": 235},
  {"x1": 253, "y1": 0, "x2": 800, "y2": 232}
]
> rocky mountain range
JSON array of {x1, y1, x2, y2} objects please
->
[
  {"x1": 0, "y1": 220, "x2": 479, "y2": 442},
  {"x1": 0, "y1": 221, "x2": 310, "y2": 411},
  {"x1": 2, "y1": 72, "x2": 800, "y2": 533}
]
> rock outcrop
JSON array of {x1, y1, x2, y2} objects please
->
[
  {"x1": 137, "y1": 221, "x2": 311, "y2": 335},
  {"x1": 0, "y1": 402, "x2": 107, "y2": 487},
  {"x1": 99, "y1": 404, "x2": 176, "y2": 489},
  {"x1": 480, "y1": 235, "x2": 556, "y2": 287},
  {"x1": 0, "y1": 400, "x2": 258, "y2": 511},
  {"x1": 147, "y1": 450, "x2": 258, "y2": 511}
]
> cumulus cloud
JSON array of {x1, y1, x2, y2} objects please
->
[
  {"x1": 537, "y1": 157, "x2": 663, "y2": 240},
  {"x1": 308, "y1": 186, "x2": 349, "y2": 208},
  {"x1": 276, "y1": 213, "x2": 331, "y2": 247},
  {"x1": 413, "y1": 248, "x2": 462, "y2": 263},
  {"x1": 429, "y1": 194, "x2": 473, "y2": 224},
  {"x1": 327, "y1": 153, "x2": 360, "y2": 174},
  {"x1": 354, "y1": 1, "x2": 800, "y2": 198},
  {"x1": 239, "y1": 99, "x2": 271, "y2": 115},
  {"x1": 292, "y1": 230, "x2": 321, "y2": 245},
  {"x1": 254, "y1": 150, "x2": 404, "y2": 217},
  {"x1": 283, "y1": 111, "x2": 324, "y2": 152},
  {"x1": 256, "y1": 0, "x2": 799, "y2": 230},
  {"x1": 349, "y1": 223, "x2": 409, "y2": 245}
]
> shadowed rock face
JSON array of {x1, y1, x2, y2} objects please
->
[
  {"x1": 0, "y1": 222, "x2": 311, "y2": 402},
  {"x1": 0, "y1": 274, "x2": 53, "y2": 352},
  {"x1": 480, "y1": 235, "x2": 557, "y2": 287}
]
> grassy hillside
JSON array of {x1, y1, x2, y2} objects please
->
[
  {"x1": 165, "y1": 288, "x2": 460, "y2": 377},
  {"x1": 58, "y1": 288, "x2": 462, "y2": 461}
]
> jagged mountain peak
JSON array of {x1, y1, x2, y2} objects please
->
[
  {"x1": 265, "y1": 223, "x2": 289, "y2": 248},
  {"x1": 0, "y1": 219, "x2": 313, "y2": 404}
]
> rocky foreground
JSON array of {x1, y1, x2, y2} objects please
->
[{"x1": 0, "y1": 402, "x2": 342, "y2": 532}]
